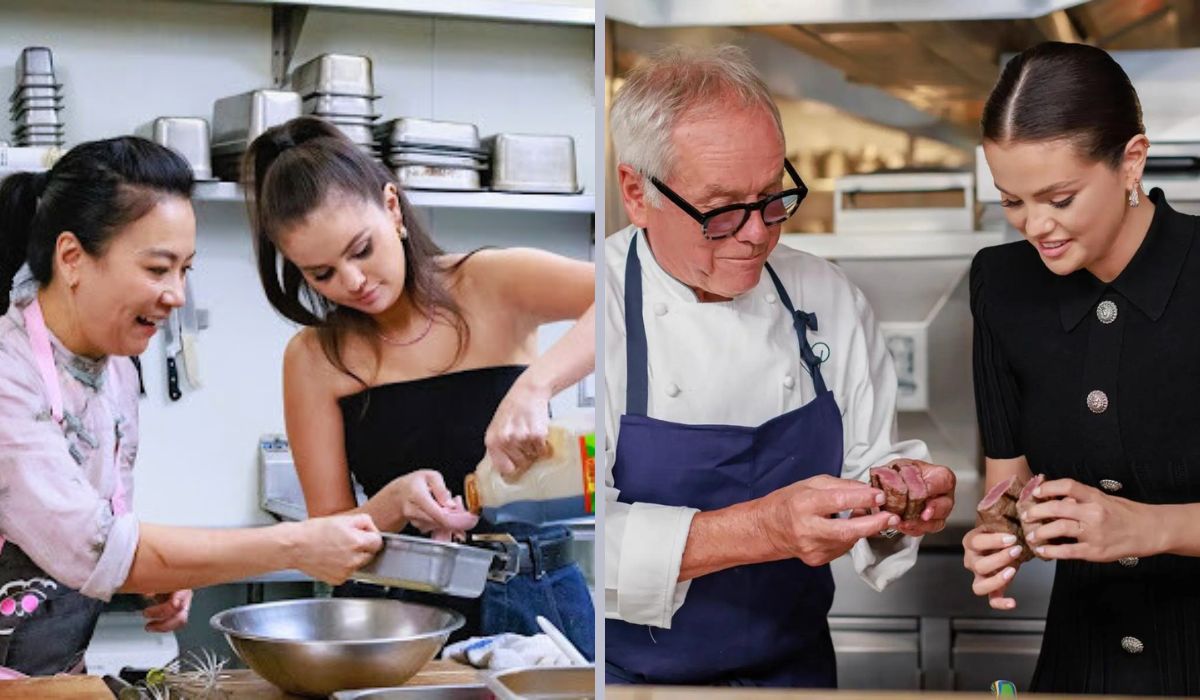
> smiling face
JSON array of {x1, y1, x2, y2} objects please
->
[
  {"x1": 276, "y1": 184, "x2": 406, "y2": 316},
  {"x1": 66, "y1": 196, "x2": 196, "y2": 357},
  {"x1": 983, "y1": 136, "x2": 1148, "y2": 279},
  {"x1": 623, "y1": 101, "x2": 787, "y2": 301}
]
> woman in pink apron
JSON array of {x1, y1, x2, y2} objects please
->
[{"x1": 0, "y1": 137, "x2": 384, "y2": 677}]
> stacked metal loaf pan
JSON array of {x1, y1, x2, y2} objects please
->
[
  {"x1": 293, "y1": 54, "x2": 381, "y2": 161},
  {"x1": 10, "y1": 47, "x2": 65, "y2": 147},
  {"x1": 210, "y1": 89, "x2": 302, "y2": 182}
]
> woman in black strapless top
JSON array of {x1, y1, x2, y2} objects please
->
[{"x1": 240, "y1": 117, "x2": 596, "y2": 656}]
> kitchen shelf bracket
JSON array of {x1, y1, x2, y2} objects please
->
[{"x1": 271, "y1": 4, "x2": 309, "y2": 88}]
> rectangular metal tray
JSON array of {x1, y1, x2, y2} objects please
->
[
  {"x1": 9, "y1": 85, "x2": 60, "y2": 102},
  {"x1": 376, "y1": 118, "x2": 480, "y2": 150},
  {"x1": 303, "y1": 93, "x2": 378, "y2": 117},
  {"x1": 486, "y1": 134, "x2": 578, "y2": 194},
  {"x1": 352, "y1": 533, "x2": 494, "y2": 597},
  {"x1": 292, "y1": 53, "x2": 374, "y2": 97},
  {"x1": 147, "y1": 117, "x2": 213, "y2": 181},
  {"x1": 396, "y1": 165, "x2": 481, "y2": 191},
  {"x1": 484, "y1": 666, "x2": 595, "y2": 700},
  {"x1": 211, "y1": 89, "x2": 301, "y2": 146},
  {"x1": 332, "y1": 685, "x2": 490, "y2": 700},
  {"x1": 16, "y1": 47, "x2": 54, "y2": 77},
  {"x1": 388, "y1": 153, "x2": 487, "y2": 170}
]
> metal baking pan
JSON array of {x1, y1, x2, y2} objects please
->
[
  {"x1": 13, "y1": 108, "x2": 60, "y2": 127},
  {"x1": 291, "y1": 53, "x2": 374, "y2": 97},
  {"x1": 376, "y1": 118, "x2": 480, "y2": 150},
  {"x1": 9, "y1": 85, "x2": 60, "y2": 102},
  {"x1": 303, "y1": 93, "x2": 378, "y2": 116},
  {"x1": 486, "y1": 134, "x2": 578, "y2": 194},
  {"x1": 395, "y1": 165, "x2": 481, "y2": 191},
  {"x1": 352, "y1": 533, "x2": 495, "y2": 598},
  {"x1": 13, "y1": 125, "x2": 65, "y2": 137},
  {"x1": 332, "y1": 686, "x2": 491, "y2": 700},
  {"x1": 145, "y1": 117, "x2": 213, "y2": 181},
  {"x1": 484, "y1": 666, "x2": 595, "y2": 700},
  {"x1": 389, "y1": 153, "x2": 487, "y2": 170},
  {"x1": 319, "y1": 114, "x2": 379, "y2": 127},
  {"x1": 329, "y1": 122, "x2": 375, "y2": 145},
  {"x1": 12, "y1": 74, "x2": 59, "y2": 88},
  {"x1": 16, "y1": 47, "x2": 54, "y2": 77},
  {"x1": 10, "y1": 98, "x2": 61, "y2": 114},
  {"x1": 211, "y1": 89, "x2": 301, "y2": 146}
]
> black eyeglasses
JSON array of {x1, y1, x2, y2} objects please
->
[{"x1": 649, "y1": 160, "x2": 808, "y2": 240}]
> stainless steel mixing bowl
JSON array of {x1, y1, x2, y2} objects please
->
[{"x1": 210, "y1": 598, "x2": 465, "y2": 697}]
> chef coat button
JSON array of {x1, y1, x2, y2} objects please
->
[
  {"x1": 765, "y1": 293, "x2": 777, "y2": 305},
  {"x1": 666, "y1": 383, "x2": 680, "y2": 398},
  {"x1": 1121, "y1": 636, "x2": 1145, "y2": 654},
  {"x1": 1086, "y1": 390, "x2": 1109, "y2": 414},
  {"x1": 783, "y1": 374, "x2": 795, "y2": 390},
  {"x1": 1100, "y1": 479, "x2": 1123, "y2": 493},
  {"x1": 653, "y1": 302, "x2": 668, "y2": 316},
  {"x1": 1118, "y1": 556, "x2": 1139, "y2": 567},
  {"x1": 1097, "y1": 300, "x2": 1118, "y2": 324}
]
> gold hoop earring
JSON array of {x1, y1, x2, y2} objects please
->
[{"x1": 1129, "y1": 182, "x2": 1140, "y2": 208}]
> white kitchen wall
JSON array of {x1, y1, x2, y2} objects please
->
[{"x1": 0, "y1": 0, "x2": 596, "y2": 527}]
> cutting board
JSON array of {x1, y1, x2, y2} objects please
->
[
  {"x1": 0, "y1": 674, "x2": 111, "y2": 699},
  {"x1": 0, "y1": 660, "x2": 478, "y2": 700},
  {"x1": 608, "y1": 689, "x2": 1160, "y2": 699}
]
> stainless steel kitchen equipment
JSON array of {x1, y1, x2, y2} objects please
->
[
  {"x1": 210, "y1": 598, "x2": 463, "y2": 697},
  {"x1": 139, "y1": 117, "x2": 213, "y2": 181},
  {"x1": 10, "y1": 46, "x2": 65, "y2": 147},
  {"x1": 395, "y1": 165, "x2": 482, "y2": 191},
  {"x1": 377, "y1": 118, "x2": 481, "y2": 151},
  {"x1": 834, "y1": 171, "x2": 975, "y2": 234},
  {"x1": 211, "y1": 89, "x2": 301, "y2": 148},
  {"x1": 486, "y1": 134, "x2": 578, "y2": 194},
  {"x1": 355, "y1": 533, "x2": 518, "y2": 598},
  {"x1": 483, "y1": 665, "x2": 596, "y2": 700},
  {"x1": 258, "y1": 434, "x2": 363, "y2": 522},
  {"x1": 291, "y1": 54, "x2": 374, "y2": 97},
  {"x1": 302, "y1": 93, "x2": 378, "y2": 117},
  {"x1": 333, "y1": 687, "x2": 492, "y2": 700}
]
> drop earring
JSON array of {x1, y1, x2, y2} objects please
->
[
  {"x1": 1129, "y1": 182, "x2": 1140, "y2": 208},
  {"x1": 398, "y1": 224, "x2": 408, "y2": 240}
]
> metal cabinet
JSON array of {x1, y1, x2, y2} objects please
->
[
  {"x1": 952, "y1": 618, "x2": 1044, "y2": 692},
  {"x1": 830, "y1": 616, "x2": 921, "y2": 690}
]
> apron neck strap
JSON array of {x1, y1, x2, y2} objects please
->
[
  {"x1": 623, "y1": 232, "x2": 830, "y2": 414},
  {"x1": 625, "y1": 234, "x2": 650, "y2": 416},
  {"x1": 763, "y1": 263, "x2": 828, "y2": 394},
  {"x1": 21, "y1": 298, "x2": 64, "y2": 423}
]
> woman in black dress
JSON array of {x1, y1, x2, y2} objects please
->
[
  {"x1": 240, "y1": 117, "x2": 596, "y2": 656},
  {"x1": 963, "y1": 41, "x2": 1200, "y2": 695}
]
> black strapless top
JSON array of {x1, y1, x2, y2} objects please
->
[{"x1": 338, "y1": 365, "x2": 528, "y2": 508}]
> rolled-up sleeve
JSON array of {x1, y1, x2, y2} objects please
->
[
  {"x1": 0, "y1": 343, "x2": 138, "y2": 601},
  {"x1": 839, "y1": 282, "x2": 930, "y2": 592}
]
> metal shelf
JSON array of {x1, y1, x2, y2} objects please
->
[
  {"x1": 202, "y1": 0, "x2": 594, "y2": 25},
  {"x1": 193, "y1": 180, "x2": 594, "y2": 213},
  {"x1": 781, "y1": 231, "x2": 1007, "y2": 260}
]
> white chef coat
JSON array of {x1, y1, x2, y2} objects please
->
[{"x1": 604, "y1": 225, "x2": 930, "y2": 629}]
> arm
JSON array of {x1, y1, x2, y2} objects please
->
[
  {"x1": 477, "y1": 249, "x2": 596, "y2": 474},
  {"x1": 121, "y1": 517, "x2": 379, "y2": 594}
]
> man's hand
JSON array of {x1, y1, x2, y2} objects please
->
[
  {"x1": 756, "y1": 474, "x2": 899, "y2": 567},
  {"x1": 896, "y1": 460, "x2": 957, "y2": 537}
]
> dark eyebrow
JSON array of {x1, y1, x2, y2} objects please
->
[
  {"x1": 995, "y1": 179, "x2": 1079, "y2": 198},
  {"x1": 300, "y1": 229, "x2": 369, "y2": 273},
  {"x1": 141, "y1": 248, "x2": 195, "y2": 264}
]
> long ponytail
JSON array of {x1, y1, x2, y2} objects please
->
[{"x1": 0, "y1": 171, "x2": 46, "y2": 314}]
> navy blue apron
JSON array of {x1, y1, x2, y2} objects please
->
[{"x1": 605, "y1": 233, "x2": 844, "y2": 687}]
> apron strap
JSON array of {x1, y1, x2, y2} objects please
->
[
  {"x1": 21, "y1": 299, "x2": 63, "y2": 423},
  {"x1": 2, "y1": 299, "x2": 129, "y2": 555},
  {"x1": 625, "y1": 234, "x2": 650, "y2": 416},
  {"x1": 763, "y1": 263, "x2": 828, "y2": 394},
  {"x1": 623, "y1": 231, "x2": 829, "y2": 410}
]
